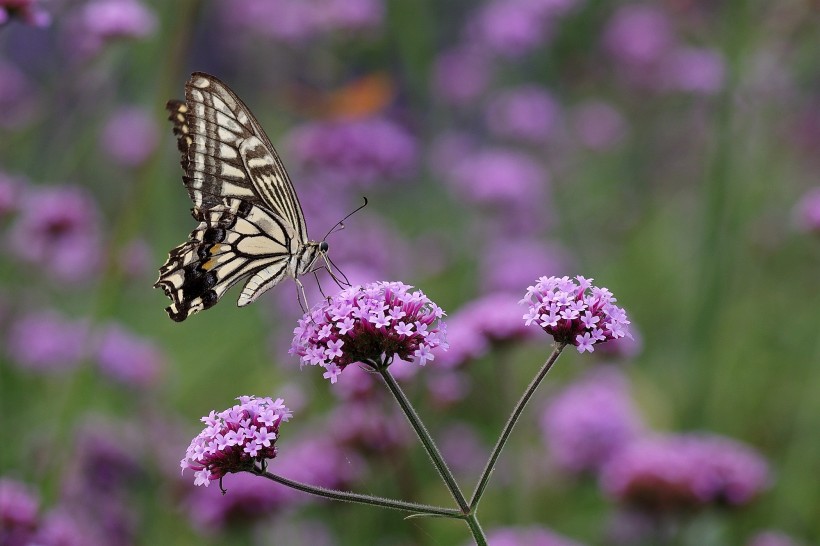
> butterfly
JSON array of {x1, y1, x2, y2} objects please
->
[{"x1": 155, "y1": 72, "x2": 330, "y2": 322}]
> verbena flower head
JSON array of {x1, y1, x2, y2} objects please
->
[
  {"x1": 540, "y1": 368, "x2": 644, "y2": 473},
  {"x1": 521, "y1": 275, "x2": 631, "y2": 352},
  {"x1": 290, "y1": 281, "x2": 447, "y2": 383},
  {"x1": 94, "y1": 323, "x2": 165, "y2": 388},
  {"x1": 181, "y1": 396, "x2": 292, "y2": 487},
  {"x1": 600, "y1": 434, "x2": 770, "y2": 512},
  {"x1": 66, "y1": 0, "x2": 157, "y2": 59},
  {"x1": 485, "y1": 85, "x2": 561, "y2": 144},
  {"x1": 6, "y1": 310, "x2": 89, "y2": 373}
]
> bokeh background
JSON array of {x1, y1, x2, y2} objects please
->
[{"x1": 1, "y1": 0, "x2": 819, "y2": 545}]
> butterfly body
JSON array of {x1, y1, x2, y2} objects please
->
[{"x1": 156, "y1": 73, "x2": 327, "y2": 322}]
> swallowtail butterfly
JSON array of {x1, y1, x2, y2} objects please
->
[{"x1": 155, "y1": 72, "x2": 329, "y2": 322}]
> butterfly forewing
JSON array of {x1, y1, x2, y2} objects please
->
[{"x1": 156, "y1": 72, "x2": 319, "y2": 322}]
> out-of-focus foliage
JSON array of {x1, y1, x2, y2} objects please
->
[{"x1": 1, "y1": 0, "x2": 818, "y2": 544}]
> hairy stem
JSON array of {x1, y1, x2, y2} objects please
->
[{"x1": 253, "y1": 468, "x2": 463, "y2": 518}]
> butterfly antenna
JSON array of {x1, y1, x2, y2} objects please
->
[{"x1": 321, "y1": 197, "x2": 368, "y2": 241}]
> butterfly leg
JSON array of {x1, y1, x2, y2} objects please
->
[{"x1": 294, "y1": 277, "x2": 309, "y2": 313}]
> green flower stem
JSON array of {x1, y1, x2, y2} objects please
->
[
  {"x1": 376, "y1": 365, "x2": 470, "y2": 513},
  {"x1": 470, "y1": 342, "x2": 567, "y2": 510},
  {"x1": 253, "y1": 468, "x2": 462, "y2": 519}
]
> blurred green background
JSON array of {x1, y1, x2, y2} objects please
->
[{"x1": 1, "y1": 0, "x2": 819, "y2": 544}]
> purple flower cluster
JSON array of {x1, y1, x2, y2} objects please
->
[
  {"x1": 222, "y1": 0, "x2": 384, "y2": 44},
  {"x1": 521, "y1": 275, "x2": 631, "y2": 352},
  {"x1": 443, "y1": 148, "x2": 548, "y2": 208},
  {"x1": 0, "y1": 477, "x2": 39, "y2": 545},
  {"x1": 540, "y1": 368, "x2": 644, "y2": 473},
  {"x1": 466, "y1": 0, "x2": 580, "y2": 59},
  {"x1": 95, "y1": 323, "x2": 165, "y2": 388},
  {"x1": 485, "y1": 85, "x2": 561, "y2": 143},
  {"x1": 600, "y1": 434, "x2": 770, "y2": 511},
  {"x1": 0, "y1": 0, "x2": 50, "y2": 27},
  {"x1": 291, "y1": 281, "x2": 447, "y2": 383},
  {"x1": 480, "y1": 239, "x2": 570, "y2": 294},
  {"x1": 432, "y1": 47, "x2": 491, "y2": 105},
  {"x1": 100, "y1": 106, "x2": 159, "y2": 167},
  {"x1": 472, "y1": 525, "x2": 586, "y2": 546},
  {"x1": 6, "y1": 310, "x2": 89, "y2": 373},
  {"x1": 602, "y1": 4, "x2": 724, "y2": 95},
  {"x1": 65, "y1": 0, "x2": 157, "y2": 59},
  {"x1": 7, "y1": 185, "x2": 101, "y2": 283},
  {"x1": 286, "y1": 117, "x2": 418, "y2": 189},
  {"x1": 793, "y1": 187, "x2": 820, "y2": 233},
  {"x1": 0, "y1": 61, "x2": 38, "y2": 129},
  {"x1": 181, "y1": 396, "x2": 292, "y2": 487},
  {"x1": 746, "y1": 530, "x2": 802, "y2": 546}
]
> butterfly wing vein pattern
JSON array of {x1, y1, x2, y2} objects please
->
[{"x1": 155, "y1": 72, "x2": 323, "y2": 322}]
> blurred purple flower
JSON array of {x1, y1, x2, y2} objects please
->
[
  {"x1": 0, "y1": 171, "x2": 24, "y2": 218},
  {"x1": 602, "y1": 5, "x2": 673, "y2": 68},
  {"x1": 117, "y1": 238, "x2": 153, "y2": 279},
  {"x1": 444, "y1": 148, "x2": 548, "y2": 208},
  {"x1": 600, "y1": 434, "x2": 770, "y2": 511},
  {"x1": 594, "y1": 326, "x2": 643, "y2": 360},
  {"x1": 458, "y1": 292, "x2": 539, "y2": 343},
  {"x1": 8, "y1": 185, "x2": 102, "y2": 283},
  {"x1": 315, "y1": 0, "x2": 384, "y2": 33},
  {"x1": 33, "y1": 508, "x2": 105, "y2": 546},
  {"x1": 661, "y1": 47, "x2": 725, "y2": 95},
  {"x1": 6, "y1": 310, "x2": 89, "y2": 373},
  {"x1": 432, "y1": 47, "x2": 491, "y2": 105},
  {"x1": 0, "y1": 61, "x2": 39, "y2": 129},
  {"x1": 426, "y1": 369, "x2": 472, "y2": 407},
  {"x1": 291, "y1": 281, "x2": 447, "y2": 383},
  {"x1": 66, "y1": 421, "x2": 144, "y2": 498},
  {"x1": 480, "y1": 239, "x2": 571, "y2": 294},
  {"x1": 471, "y1": 525, "x2": 586, "y2": 546},
  {"x1": 100, "y1": 106, "x2": 159, "y2": 167},
  {"x1": 540, "y1": 368, "x2": 644, "y2": 473},
  {"x1": 521, "y1": 275, "x2": 631, "y2": 353},
  {"x1": 438, "y1": 423, "x2": 488, "y2": 477},
  {"x1": 182, "y1": 396, "x2": 292, "y2": 487},
  {"x1": 746, "y1": 530, "x2": 802, "y2": 546},
  {"x1": 286, "y1": 117, "x2": 417, "y2": 189},
  {"x1": 187, "y1": 434, "x2": 362, "y2": 529},
  {"x1": 66, "y1": 0, "x2": 157, "y2": 58},
  {"x1": 0, "y1": 0, "x2": 50, "y2": 27},
  {"x1": 0, "y1": 477, "x2": 39, "y2": 546},
  {"x1": 571, "y1": 101, "x2": 628, "y2": 151},
  {"x1": 486, "y1": 86, "x2": 561, "y2": 143},
  {"x1": 792, "y1": 187, "x2": 820, "y2": 234},
  {"x1": 328, "y1": 399, "x2": 412, "y2": 455},
  {"x1": 431, "y1": 315, "x2": 489, "y2": 369},
  {"x1": 467, "y1": 0, "x2": 556, "y2": 59},
  {"x1": 222, "y1": 0, "x2": 383, "y2": 44},
  {"x1": 94, "y1": 323, "x2": 165, "y2": 388}
]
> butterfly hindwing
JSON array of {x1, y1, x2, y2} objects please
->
[{"x1": 156, "y1": 200, "x2": 295, "y2": 321}]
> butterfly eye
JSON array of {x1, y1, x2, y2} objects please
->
[{"x1": 320, "y1": 241, "x2": 329, "y2": 252}]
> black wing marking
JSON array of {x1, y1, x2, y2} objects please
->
[{"x1": 154, "y1": 200, "x2": 293, "y2": 322}]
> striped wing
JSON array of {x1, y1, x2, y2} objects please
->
[
  {"x1": 157, "y1": 72, "x2": 308, "y2": 321},
  {"x1": 156, "y1": 199, "x2": 295, "y2": 322},
  {"x1": 167, "y1": 72, "x2": 308, "y2": 242}
]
